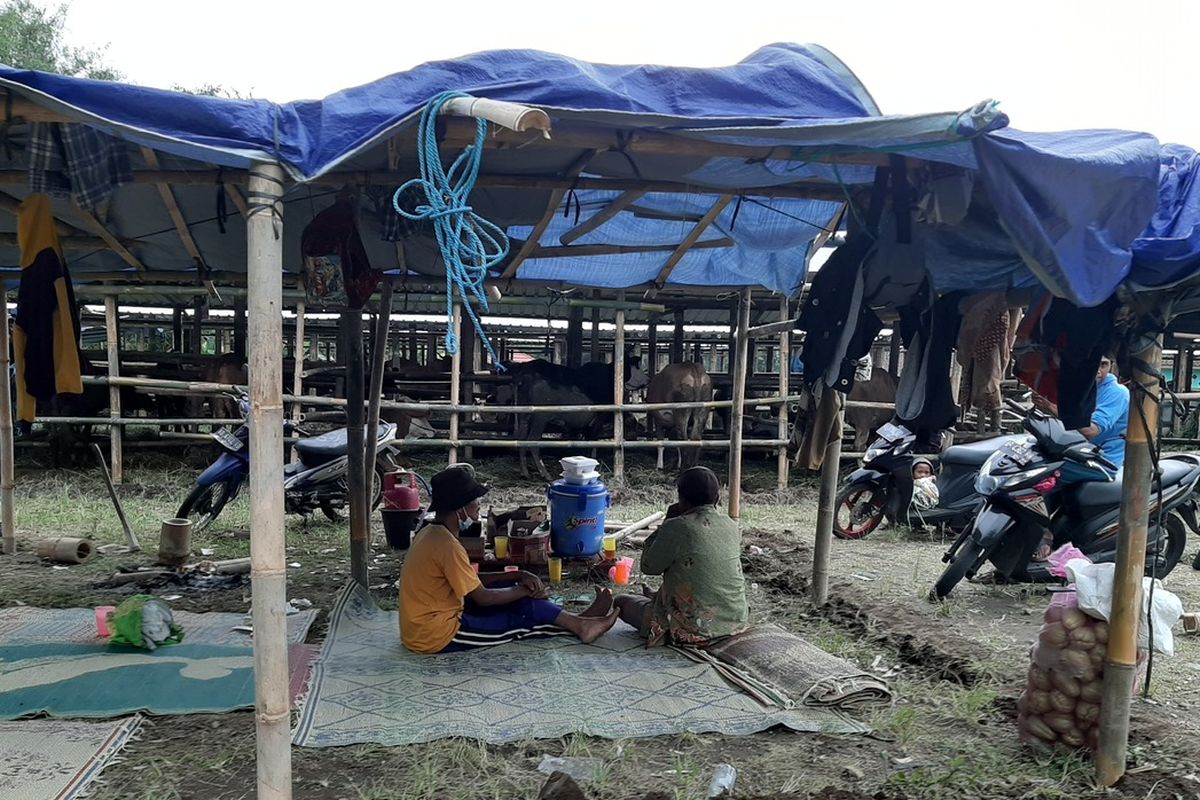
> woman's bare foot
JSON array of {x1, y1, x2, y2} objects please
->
[
  {"x1": 575, "y1": 609, "x2": 620, "y2": 644},
  {"x1": 580, "y1": 587, "x2": 614, "y2": 617}
]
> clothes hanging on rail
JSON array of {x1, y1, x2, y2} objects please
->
[
  {"x1": 300, "y1": 195, "x2": 382, "y2": 310},
  {"x1": 27, "y1": 123, "x2": 132, "y2": 212},
  {"x1": 12, "y1": 193, "x2": 83, "y2": 428},
  {"x1": 956, "y1": 291, "x2": 1024, "y2": 412},
  {"x1": 894, "y1": 287, "x2": 962, "y2": 443}
]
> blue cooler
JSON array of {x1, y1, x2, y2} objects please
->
[{"x1": 547, "y1": 479, "x2": 610, "y2": 557}]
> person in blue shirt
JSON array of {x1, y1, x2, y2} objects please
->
[{"x1": 1030, "y1": 353, "x2": 1129, "y2": 559}]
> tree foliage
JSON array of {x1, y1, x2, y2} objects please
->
[{"x1": 0, "y1": 0, "x2": 121, "y2": 80}]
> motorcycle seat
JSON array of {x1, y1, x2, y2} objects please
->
[
  {"x1": 295, "y1": 423, "x2": 396, "y2": 463},
  {"x1": 1073, "y1": 459, "x2": 1194, "y2": 508},
  {"x1": 941, "y1": 435, "x2": 1026, "y2": 467}
]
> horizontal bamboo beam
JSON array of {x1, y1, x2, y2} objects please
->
[
  {"x1": 748, "y1": 318, "x2": 799, "y2": 338},
  {"x1": 0, "y1": 232, "x2": 137, "y2": 250},
  {"x1": 530, "y1": 238, "x2": 733, "y2": 259},
  {"x1": 35, "y1": 417, "x2": 240, "y2": 427}
]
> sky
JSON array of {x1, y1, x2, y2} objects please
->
[{"x1": 42, "y1": 0, "x2": 1200, "y2": 146}]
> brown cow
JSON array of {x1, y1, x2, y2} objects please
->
[{"x1": 646, "y1": 363, "x2": 714, "y2": 470}]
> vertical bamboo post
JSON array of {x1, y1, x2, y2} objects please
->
[
  {"x1": 448, "y1": 302, "x2": 463, "y2": 465},
  {"x1": 364, "y1": 285, "x2": 393, "y2": 514},
  {"x1": 590, "y1": 289, "x2": 602, "y2": 362},
  {"x1": 1, "y1": 283, "x2": 16, "y2": 555},
  {"x1": 343, "y1": 311, "x2": 369, "y2": 589},
  {"x1": 172, "y1": 306, "x2": 183, "y2": 352},
  {"x1": 104, "y1": 296, "x2": 123, "y2": 484},
  {"x1": 776, "y1": 295, "x2": 791, "y2": 490},
  {"x1": 291, "y1": 302, "x2": 306, "y2": 424},
  {"x1": 888, "y1": 329, "x2": 901, "y2": 377},
  {"x1": 233, "y1": 299, "x2": 247, "y2": 359},
  {"x1": 812, "y1": 397, "x2": 844, "y2": 605},
  {"x1": 672, "y1": 308, "x2": 685, "y2": 363},
  {"x1": 647, "y1": 316, "x2": 659, "y2": 376},
  {"x1": 613, "y1": 292, "x2": 626, "y2": 487},
  {"x1": 191, "y1": 296, "x2": 203, "y2": 355},
  {"x1": 245, "y1": 163, "x2": 291, "y2": 800},
  {"x1": 567, "y1": 305, "x2": 584, "y2": 367},
  {"x1": 1097, "y1": 336, "x2": 1161, "y2": 787},
  {"x1": 466, "y1": 324, "x2": 481, "y2": 461},
  {"x1": 728, "y1": 289, "x2": 751, "y2": 519}
]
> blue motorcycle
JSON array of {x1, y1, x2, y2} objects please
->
[{"x1": 176, "y1": 394, "x2": 403, "y2": 531}]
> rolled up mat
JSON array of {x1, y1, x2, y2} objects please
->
[{"x1": 35, "y1": 537, "x2": 95, "y2": 564}]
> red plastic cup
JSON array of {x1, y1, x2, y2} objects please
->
[
  {"x1": 95, "y1": 606, "x2": 116, "y2": 638},
  {"x1": 613, "y1": 561, "x2": 631, "y2": 585}
]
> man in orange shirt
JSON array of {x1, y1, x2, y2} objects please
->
[{"x1": 399, "y1": 464, "x2": 619, "y2": 653}]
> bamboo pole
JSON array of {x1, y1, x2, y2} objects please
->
[
  {"x1": 728, "y1": 289, "x2": 752, "y2": 519},
  {"x1": 343, "y1": 311, "x2": 369, "y2": 589},
  {"x1": 103, "y1": 296, "x2": 123, "y2": 484},
  {"x1": 812, "y1": 395, "x2": 845, "y2": 606},
  {"x1": 613, "y1": 292, "x2": 626, "y2": 487},
  {"x1": 245, "y1": 163, "x2": 291, "y2": 800},
  {"x1": 612, "y1": 511, "x2": 667, "y2": 542},
  {"x1": 1096, "y1": 336, "x2": 1161, "y2": 787},
  {"x1": 590, "y1": 290, "x2": 601, "y2": 362},
  {"x1": 1, "y1": 284, "x2": 15, "y2": 554},
  {"x1": 448, "y1": 302, "x2": 462, "y2": 465},
  {"x1": 776, "y1": 295, "x2": 791, "y2": 491},
  {"x1": 673, "y1": 308, "x2": 685, "y2": 363},
  {"x1": 364, "y1": 285, "x2": 394, "y2": 507},
  {"x1": 291, "y1": 302, "x2": 306, "y2": 424},
  {"x1": 172, "y1": 306, "x2": 183, "y2": 352}
]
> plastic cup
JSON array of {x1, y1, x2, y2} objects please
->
[
  {"x1": 602, "y1": 535, "x2": 617, "y2": 560},
  {"x1": 548, "y1": 557, "x2": 563, "y2": 584},
  {"x1": 613, "y1": 561, "x2": 631, "y2": 585},
  {"x1": 494, "y1": 536, "x2": 509, "y2": 559},
  {"x1": 95, "y1": 605, "x2": 116, "y2": 638},
  {"x1": 504, "y1": 565, "x2": 519, "y2": 573}
]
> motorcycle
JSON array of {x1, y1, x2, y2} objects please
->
[
  {"x1": 834, "y1": 422, "x2": 1023, "y2": 539},
  {"x1": 933, "y1": 402, "x2": 1200, "y2": 599},
  {"x1": 177, "y1": 394, "x2": 404, "y2": 531}
]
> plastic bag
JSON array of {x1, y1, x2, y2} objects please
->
[
  {"x1": 1066, "y1": 560, "x2": 1184, "y2": 656},
  {"x1": 108, "y1": 595, "x2": 184, "y2": 651}
]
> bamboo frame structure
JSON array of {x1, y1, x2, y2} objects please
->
[
  {"x1": 812, "y1": 393, "x2": 845, "y2": 606},
  {"x1": 448, "y1": 302, "x2": 462, "y2": 465},
  {"x1": 776, "y1": 295, "x2": 791, "y2": 490},
  {"x1": 1096, "y1": 336, "x2": 1161, "y2": 786},
  {"x1": 364, "y1": 284, "x2": 394, "y2": 513},
  {"x1": 291, "y1": 302, "x2": 306, "y2": 424},
  {"x1": 245, "y1": 162, "x2": 291, "y2": 800},
  {"x1": 1, "y1": 282, "x2": 15, "y2": 554},
  {"x1": 728, "y1": 289, "x2": 752, "y2": 519},
  {"x1": 343, "y1": 311, "x2": 369, "y2": 589},
  {"x1": 104, "y1": 296, "x2": 123, "y2": 484},
  {"x1": 613, "y1": 292, "x2": 627, "y2": 486}
]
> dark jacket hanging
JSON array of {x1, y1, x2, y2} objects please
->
[{"x1": 12, "y1": 193, "x2": 83, "y2": 424}]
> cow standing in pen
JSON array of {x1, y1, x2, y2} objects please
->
[{"x1": 646, "y1": 363, "x2": 714, "y2": 470}]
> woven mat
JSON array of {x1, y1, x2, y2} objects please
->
[
  {"x1": 292, "y1": 583, "x2": 866, "y2": 747},
  {"x1": 675, "y1": 624, "x2": 894, "y2": 711},
  {"x1": 0, "y1": 606, "x2": 318, "y2": 647},
  {"x1": 0, "y1": 716, "x2": 141, "y2": 799}
]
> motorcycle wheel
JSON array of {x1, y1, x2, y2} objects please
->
[
  {"x1": 933, "y1": 538, "x2": 986, "y2": 600},
  {"x1": 320, "y1": 467, "x2": 385, "y2": 522},
  {"x1": 1147, "y1": 513, "x2": 1187, "y2": 578},
  {"x1": 834, "y1": 483, "x2": 887, "y2": 540},
  {"x1": 177, "y1": 481, "x2": 233, "y2": 533}
]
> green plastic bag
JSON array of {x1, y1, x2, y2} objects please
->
[{"x1": 108, "y1": 595, "x2": 184, "y2": 650}]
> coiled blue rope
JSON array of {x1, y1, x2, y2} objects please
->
[{"x1": 393, "y1": 91, "x2": 508, "y2": 367}]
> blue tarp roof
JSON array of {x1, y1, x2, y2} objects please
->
[{"x1": 0, "y1": 44, "x2": 1195, "y2": 306}]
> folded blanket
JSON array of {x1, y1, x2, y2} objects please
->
[{"x1": 674, "y1": 623, "x2": 894, "y2": 711}]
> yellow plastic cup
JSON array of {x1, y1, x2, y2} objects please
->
[
  {"x1": 548, "y1": 557, "x2": 563, "y2": 584},
  {"x1": 494, "y1": 536, "x2": 509, "y2": 559},
  {"x1": 602, "y1": 535, "x2": 617, "y2": 560}
]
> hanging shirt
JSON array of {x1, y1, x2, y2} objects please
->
[
  {"x1": 399, "y1": 524, "x2": 482, "y2": 653},
  {"x1": 13, "y1": 193, "x2": 83, "y2": 425},
  {"x1": 1090, "y1": 373, "x2": 1130, "y2": 467},
  {"x1": 640, "y1": 505, "x2": 749, "y2": 647}
]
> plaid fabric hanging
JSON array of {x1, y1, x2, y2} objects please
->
[{"x1": 27, "y1": 122, "x2": 133, "y2": 211}]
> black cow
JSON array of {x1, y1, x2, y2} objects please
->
[{"x1": 504, "y1": 357, "x2": 649, "y2": 481}]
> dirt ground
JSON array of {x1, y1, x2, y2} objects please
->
[{"x1": 2, "y1": 450, "x2": 1200, "y2": 799}]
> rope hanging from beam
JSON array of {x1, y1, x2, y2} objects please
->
[{"x1": 392, "y1": 91, "x2": 507, "y2": 367}]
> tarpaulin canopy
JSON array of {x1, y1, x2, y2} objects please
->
[{"x1": 0, "y1": 43, "x2": 1182, "y2": 304}]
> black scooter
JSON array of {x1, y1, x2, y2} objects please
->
[
  {"x1": 933, "y1": 404, "x2": 1200, "y2": 599},
  {"x1": 834, "y1": 422, "x2": 1023, "y2": 539}
]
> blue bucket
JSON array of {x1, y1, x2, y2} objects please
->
[{"x1": 547, "y1": 479, "x2": 610, "y2": 557}]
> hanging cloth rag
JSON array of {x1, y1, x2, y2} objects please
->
[
  {"x1": 956, "y1": 292, "x2": 1024, "y2": 412},
  {"x1": 300, "y1": 194, "x2": 382, "y2": 310},
  {"x1": 795, "y1": 385, "x2": 845, "y2": 471},
  {"x1": 12, "y1": 193, "x2": 83, "y2": 426},
  {"x1": 27, "y1": 123, "x2": 133, "y2": 212},
  {"x1": 894, "y1": 288, "x2": 962, "y2": 439}
]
